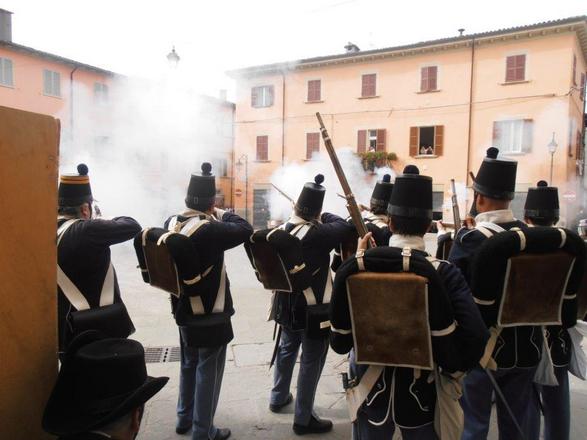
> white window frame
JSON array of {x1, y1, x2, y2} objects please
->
[
  {"x1": 419, "y1": 63, "x2": 440, "y2": 92},
  {"x1": 43, "y1": 69, "x2": 61, "y2": 97},
  {"x1": 360, "y1": 71, "x2": 378, "y2": 97},
  {"x1": 494, "y1": 119, "x2": 526, "y2": 153},
  {"x1": 417, "y1": 126, "x2": 437, "y2": 156},
  {"x1": 367, "y1": 129, "x2": 378, "y2": 151},
  {"x1": 0, "y1": 57, "x2": 14, "y2": 87},
  {"x1": 252, "y1": 85, "x2": 273, "y2": 108},
  {"x1": 306, "y1": 78, "x2": 323, "y2": 102},
  {"x1": 504, "y1": 51, "x2": 529, "y2": 83}
]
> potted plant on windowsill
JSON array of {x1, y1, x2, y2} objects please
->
[{"x1": 359, "y1": 151, "x2": 398, "y2": 172}]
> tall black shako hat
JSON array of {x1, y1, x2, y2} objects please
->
[
  {"x1": 524, "y1": 180, "x2": 559, "y2": 220},
  {"x1": 42, "y1": 331, "x2": 168, "y2": 436},
  {"x1": 186, "y1": 162, "x2": 216, "y2": 210},
  {"x1": 473, "y1": 147, "x2": 517, "y2": 200},
  {"x1": 58, "y1": 163, "x2": 93, "y2": 207},
  {"x1": 370, "y1": 174, "x2": 394, "y2": 213},
  {"x1": 296, "y1": 174, "x2": 326, "y2": 218},
  {"x1": 387, "y1": 165, "x2": 432, "y2": 220}
]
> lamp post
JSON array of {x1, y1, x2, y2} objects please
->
[
  {"x1": 548, "y1": 132, "x2": 558, "y2": 185},
  {"x1": 236, "y1": 154, "x2": 248, "y2": 221},
  {"x1": 167, "y1": 46, "x2": 180, "y2": 68}
]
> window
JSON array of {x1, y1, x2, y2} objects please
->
[
  {"x1": 409, "y1": 126, "x2": 444, "y2": 157},
  {"x1": 306, "y1": 132, "x2": 320, "y2": 159},
  {"x1": 213, "y1": 158, "x2": 229, "y2": 177},
  {"x1": 361, "y1": 74, "x2": 376, "y2": 97},
  {"x1": 505, "y1": 55, "x2": 526, "y2": 82},
  {"x1": 251, "y1": 85, "x2": 274, "y2": 108},
  {"x1": 357, "y1": 129, "x2": 386, "y2": 153},
  {"x1": 0, "y1": 57, "x2": 13, "y2": 87},
  {"x1": 420, "y1": 66, "x2": 438, "y2": 92},
  {"x1": 43, "y1": 69, "x2": 61, "y2": 97},
  {"x1": 94, "y1": 82, "x2": 108, "y2": 103},
  {"x1": 510, "y1": 191, "x2": 529, "y2": 220},
  {"x1": 581, "y1": 73, "x2": 586, "y2": 102},
  {"x1": 577, "y1": 130, "x2": 583, "y2": 161},
  {"x1": 492, "y1": 120, "x2": 533, "y2": 153},
  {"x1": 307, "y1": 80, "x2": 321, "y2": 102},
  {"x1": 433, "y1": 191, "x2": 444, "y2": 216},
  {"x1": 572, "y1": 54, "x2": 577, "y2": 85},
  {"x1": 256, "y1": 135, "x2": 269, "y2": 161}
]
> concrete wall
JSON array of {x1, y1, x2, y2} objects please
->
[{"x1": 0, "y1": 106, "x2": 60, "y2": 439}]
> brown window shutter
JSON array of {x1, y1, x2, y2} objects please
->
[
  {"x1": 505, "y1": 57, "x2": 515, "y2": 82},
  {"x1": 357, "y1": 130, "x2": 367, "y2": 153},
  {"x1": 409, "y1": 127, "x2": 418, "y2": 157},
  {"x1": 256, "y1": 136, "x2": 268, "y2": 161},
  {"x1": 522, "y1": 119, "x2": 533, "y2": 153},
  {"x1": 576, "y1": 130, "x2": 583, "y2": 160},
  {"x1": 306, "y1": 133, "x2": 319, "y2": 159},
  {"x1": 581, "y1": 73, "x2": 586, "y2": 101},
  {"x1": 362, "y1": 74, "x2": 376, "y2": 97},
  {"x1": 308, "y1": 80, "x2": 321, "y2": 101},
  {"x1": 429, "y1": 66, "x2": 438, "y2": 91},
  {"x1": 420, "y1": 67, "x2": 428, "y2": 92},
  {"x1": 376, "y1": 129, "x2": 386, "y2": 151},
  {"x1": 516, "y1": 55, "x2": 526, "y2": 81},
  {"x1": 251, "y1": 87, "x2": 258, "y2": 107},
  {"x1": 573, "y1": 54, "x2": 577, "y2": 85},
  {"x1": 434, "y1": 125, "x2": 444, "y2": 156}
]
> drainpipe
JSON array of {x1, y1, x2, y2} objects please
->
[
  {"x1": 69, "y1": 66, "x2": 79, "y2": 142},
  {"x1": 465, "y1": 37, "x2": 475, "y2": 186},
  {"x1": 230, "y1": 105, "x2": 235, "y2": 209},
  {"x1": 281, "y1": 72, "x2": 286, "y2": 166}
]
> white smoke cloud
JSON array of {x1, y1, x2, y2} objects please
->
[{"x1": 269, "y1": 147, "x2": 396, "y2": 222}]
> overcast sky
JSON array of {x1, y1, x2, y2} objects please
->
[{"x1": 2, "y1": 0, "x2": 586, "y2": 99}]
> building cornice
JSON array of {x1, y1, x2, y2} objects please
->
[{"x1": 227, "y1": 16, "x2": 587, "y2": 78}]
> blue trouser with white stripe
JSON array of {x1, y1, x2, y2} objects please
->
[
  {"x1": 270, "y1": 326, "x2": 329, "y2": 425},
  {"x1": 177, "y1": 335, "x2": 227, "y2": 440}
]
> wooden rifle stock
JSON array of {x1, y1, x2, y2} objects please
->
[{"x1": 316, "y1": 112, "x2": 371, "y2": 241}]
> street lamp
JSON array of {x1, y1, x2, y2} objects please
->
[
  {"x1": 167, "y1": 46, "x2": 180, "y2": 68},
  {"x1": 548, "y1": 132, "x2": 558, "y2": 185},
  {"x1": 236, "y1": 154, "x2": 248, "y2": 221}
]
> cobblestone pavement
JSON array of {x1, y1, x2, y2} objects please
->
[{"x1": 111, "y1": 234, "x2": 587, "y2": 440}]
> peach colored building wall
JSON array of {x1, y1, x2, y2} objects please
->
[{"x1": 232, "y1": 21, "x2": 587, "y2": 227}]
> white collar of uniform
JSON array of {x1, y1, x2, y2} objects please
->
[
  {"x1": 364, "y1": 211, "x2": 388, "y2": 222},
  {"x1": 389, "y1": 234, "x2": 426, "y2": 252},
  {"x1": 475, "y1": 209, "x2": 515, "y2": 225},
  {"x1": 288, "y1": 213, "x2": 316, "y2": 225}
]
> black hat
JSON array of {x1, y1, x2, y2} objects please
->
[
  {"x1": 42, "y1": 331, "x2": 168, "y2": 436},
  {"x1": 186, "y1": 162, "x2": 216, "y2": 210},
  {"x1": 473, "y1": 147, "x2": 517, "y2": 200},
  {"x1": 370, "y1": 174, "x2": 394, "y2": 213},
  {"x1": 387, "y1": 165, "x2": 432, "y2": 220},
  {"x1": 58, "y1": 163, "x2": 93, "y2": 207},
  {"x1": 524, "y1": 180, "x2": 559, "y2": 220},
  {"x1": 295, "y1": 174, "x2": 326, "y2": 218}
]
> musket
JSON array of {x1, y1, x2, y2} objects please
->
[
  {"x1": 271, "y1": 183, "x2": 295, "y2": 205},
  {"x1": 450, "y1": 179, "x2": 461, "y2": 229},
  {"x1": 316, "y1": 112, "x2": 371, "y2": 241},
  {"x1": 337, "y1": 193, "x2": 369, "y2": 212}
]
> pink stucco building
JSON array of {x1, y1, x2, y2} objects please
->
[{"x1": 229, "y1": 16, "x2": 587, "y2": 228}]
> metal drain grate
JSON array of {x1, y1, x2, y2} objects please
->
[{"x1": 144, "y1": 346, "x2": 181, "y2": 363}]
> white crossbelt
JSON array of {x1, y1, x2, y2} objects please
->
[
  {"x1": 57, "y1": 219, "x2": 115, "y2": 311},
  {"x1": 346, "y1": 365, "x2": 384, "y2": 422}
]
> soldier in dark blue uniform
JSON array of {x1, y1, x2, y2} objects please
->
[
  {"x1": 270, "y1": 175, "x2": 352, "y2": 435},
  {"x1": 448, "y1": 148, "x2": 538, "y2": 440},
  {"x1": 57, "y1": 164, "x2": 139, "y2": 354},
  {"x1": 165, "y1": 163, "x2": 252, "y2": 440},
  {"x1": 523, "y1": 181, "x2": 571, "y2": 440},
  {"x1": 330, "y1": 165, "x2": 488, "y2": 440},
  {"x1": 331, "y1": 174, "x2": 394, "y2": 271}
]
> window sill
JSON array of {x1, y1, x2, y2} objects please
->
[
  {"x1": 0, "y1": 83, "x2": 14, "y2": 89},
  {"x1": 500, "y1": 80, "x2": 530, "y2": 86},
  {"x1": 416, "y1": 89, "x2": 441, "y2": 94},
  {"x1": 254, "y1": 160, "x2": 271, "y2": 163},
  {"x1": 305, "y1": 100, "x2": 324, "y2": 104},
  {"x1": 43, "y1": 93, "x2": 62, "y2": 99},
  {"x1": 358, "y1": 95, "x2": 380, "y2": 100},
  {"x1": 413, "y1": 154, "x2": 439, "y2": 159},
  {"x1": 251, "y1": 105, "x2": 274, "y2": 109}
]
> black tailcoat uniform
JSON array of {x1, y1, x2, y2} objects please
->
[
  {"x1": 274, "y1": 213, "x2": 352, "y2": 331},
  {"x1": 448, "y1": 209, "x2": 543, "y2": 368},
  {"x1": 57, "y1": 217, "x2": 140, "y2": 352},
  {"x1": 330, "y1": 236, "x2": 488, "y2": 429},
  {"x1": 164, "y1": 209, "x2": 253, "y2": 347}
]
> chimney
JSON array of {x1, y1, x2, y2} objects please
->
[
  {"x1": 458, "y1": 28, "x2": 465, "y2": 37},
  {"x1": 0, "y1": 9, "x2": 13, "y2": 42},
  {"x1": 219, "y1": 89, "x2": 227, "y2": 101},
  {"x1": 344, "y1": 42, "x2": 360, "y2": 54}
]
